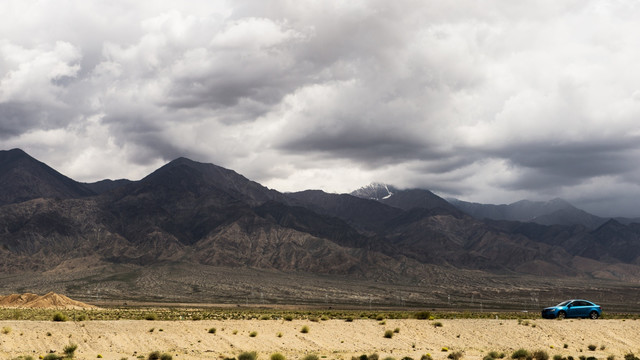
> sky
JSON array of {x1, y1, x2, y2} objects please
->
[{"x1": 1, "y1": 1, "x2": 640, "y2": 217}]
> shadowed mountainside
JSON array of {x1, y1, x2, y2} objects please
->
[
  {"x1": 2, "y1": 149, "x2": 640, "y2": 305},
  {"x1": 0, "y1": 149, "x2": 95, "y2": 205}
]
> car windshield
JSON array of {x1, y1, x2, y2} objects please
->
[{"x1": 556, "y1": 300, "x2": 571, "y2": 306}]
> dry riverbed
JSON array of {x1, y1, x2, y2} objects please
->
[{"x1": 1, "y1": 318, "x2": 639, "y2": 360}]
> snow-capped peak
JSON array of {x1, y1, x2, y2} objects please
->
[{"x1": 350, "y1": 182, "x2": 395, "y2": 200}]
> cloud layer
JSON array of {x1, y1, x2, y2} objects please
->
[{"x1": 2, "y1": 0, "x2": 640, "y2": 217}]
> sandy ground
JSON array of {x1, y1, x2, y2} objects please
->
[{"x1": 1, "y1": 318, "x2": 640, "y2": 360}]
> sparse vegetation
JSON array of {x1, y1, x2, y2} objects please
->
[
  {"x1": 3, "y1": 308, "x2": 639, "y2": 360},
  {"x1": 421, "y1": 354, "x2": 433, "y2": 360},
  {"x1": 393, "y1": 327, "x2": 400, "y2": 333},
  {"x1": 271, "y1": 353, "x2": 286, "y2": 360},
  {"x1": 238, "y1": 352, "x2": 258, "y2": 360},
  {"x1": 2, "y1": 326, "x2": 11, "y2": 334},
  {"x1": 384, "y1": 330, "x2": 394, "y2": 338},
  {"x1": 52, "y1": 312, "x2": 68, "y2": 322},
  {"x1": 624, "y1": 354, "x2": 640, "y2": 360},
  {"x1": 301, "y1": 325, "x2": 310, "y2": 333},
  {"x1": 512, "y1": 349, "x2": 530, "y2": 360},
  {"x1": 145, "y1": 313, "x2": 157, "y2": 321},
  {"x1": 5, "y1": 307, "x2": 633, "y2": 322},
  {"x1": 415, "y1": 311, "x2": 431, "y2": 320},
  {"x1": 532, "y1": 350, "x2": 549, "y2": 360},
  {"x1": 486, "y1": 351, "x2": 505, "y2": 360},
  {"x1": 43, "y1": 354, "x2": 62, "y2": 360},
  {"x1": 63, "y1": 343, "x2": 78, "y2": 358},
  {"x1": 249, "y1": 331, "x2": 258, "y2": 337},
  {"x1": 448, "y1": 352, "x2": 463, "y2": 360},
  {"x1": 302, "y1": 355, "x2": 319, "y2": 360}
]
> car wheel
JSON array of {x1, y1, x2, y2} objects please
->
[
  {"x1": 557, "y1": 311, "x2": 566, "y2": 319},
  {"x1": 589, "y1": 311, "x2": 599, "y2": 319}
]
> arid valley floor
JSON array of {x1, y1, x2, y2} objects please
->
[{"x1": 2, "y1": 317, "x2": 640, "y2": 360}]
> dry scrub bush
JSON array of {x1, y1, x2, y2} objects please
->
[
  {"x1": 52, "y1": 312, "x2": 68, "y2": 322},
  {"x1": 532, "y1": 350, "x2": 549, "y2": 360},
  {"x1": 238, "y1": 352, "x2": 258, "y2": 360},
  {"x1": 511, "y1": 349, "x2": 530, "y2": 360},
  {"x1": 63, "y1": 343, "x2": 78, "y2": 358}
]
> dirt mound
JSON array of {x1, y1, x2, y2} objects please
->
[{"x1": 0, "y1": 292, "x2": 96, "y2": 309}]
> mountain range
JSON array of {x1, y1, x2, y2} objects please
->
[{"x1": 2, "y1": 148, "x2": 640, "y2": 309}]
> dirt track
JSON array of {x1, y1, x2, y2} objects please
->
[{"x1": 1, "y1": 318, "x2": 639, "y2": 360}]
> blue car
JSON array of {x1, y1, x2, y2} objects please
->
[{"x1": 541, "y1": 299, "x2": 602, "y2": 319}]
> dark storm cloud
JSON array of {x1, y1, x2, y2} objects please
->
[
  {"x1": 0, "y1": 102, "x2": 77, "y2": 139},
  {"x1": 0, "y1": 102, "x2": 47, "y2": 138},
  {"x1": 281, "y1": 127, "x2": 428, "y2": 165},
  {"x1": 492, "y1": 139, "x2": 640, "y2": 191}
]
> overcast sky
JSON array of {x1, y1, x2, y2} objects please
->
[{"x1": 2, "y1": 1, "x2": 640, "y2": 217}]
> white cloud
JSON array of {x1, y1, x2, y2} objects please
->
[{"x1": 0, "y1": 41, "x2": 80, "y2": 105}]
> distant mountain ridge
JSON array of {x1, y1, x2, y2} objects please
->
[
  {"x1": 448, "y1": 197, "x2": 608, "y2": 229},
  {"x1": 3, "y1": 149, "x2": 640, "y2": 305}
]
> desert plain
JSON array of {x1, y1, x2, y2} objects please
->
[{"x1": 2, "y1": 317, "x2": 640, "y2": 360}]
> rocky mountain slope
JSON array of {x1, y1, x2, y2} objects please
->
[{"x1": 2, "y1": 149, "x2": 640, "y2": 305}]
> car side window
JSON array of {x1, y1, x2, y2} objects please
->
[{"x1": 575, "y1": 301, "x2": 586, "y2": 306}]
